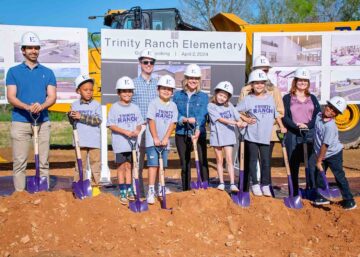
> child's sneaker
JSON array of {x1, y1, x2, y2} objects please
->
[
  {"x1": 127, "y1": 187, "x2": 135, "y2": 201},
  {"x1": 230, "y1": 184, "x2": 239, "y2": 192},
  {"x1": 147, "y1": 188, "x2": 156, "y2": 204},
  {"x1": 217, "y1": 183, "x2": 225, "y2": 191},
  {"x1": 341, "y1": 199, "x2": 357, "y2": 210},
  {"x1": 119, "y1": 190, "x2": 128, "y2": 205},
  {"x1": 261, "y1": 185, "x2": 272, "y2": 197},
  {"x1": 313, "y1": 195, "x2": 330, "y2": 205},
  {"x1": 251, "y1": 184, "x2": 263, "y2": 196}
]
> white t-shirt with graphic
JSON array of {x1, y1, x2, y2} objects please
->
[
  {"x1": 107, "y1": 102, "x2": 144, "y2": 153},
  {"x1": 146, "y1": 97, "x2": 178, "y2": 149},
  {"x1": 236, "y1": 94, "x2": 278, "y2": 145},
  {"x1": 208, "y1": 102, "x2": 240, "y2": 147}
]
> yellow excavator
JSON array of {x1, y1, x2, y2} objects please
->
[{"x1": 49, "y1": 6, "x2": 360, "y2": 149}]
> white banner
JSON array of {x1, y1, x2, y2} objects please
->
[
  {"x1": 253, "y1": 31, "x2": 360, "y2": 104},
  {"x1": 101, "y1": 29, "x2": 246, "y2": 62},
  {"x1": 101, "y1": 29, "x2": 246, "y2": 104},
  {"x1": 0, "y1": 25, "x2": 89, "y2": 104}
]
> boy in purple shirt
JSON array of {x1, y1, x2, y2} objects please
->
[{"x1": 313, "y1": 96, "x2": 356, "y2": 210}]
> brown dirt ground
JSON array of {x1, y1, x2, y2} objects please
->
[{"x1": 0, "y1": 145, "x2": 360, "y2": 257}]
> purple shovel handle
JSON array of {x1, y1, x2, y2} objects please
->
[
  {"x1": 161, "y1": 186, "x2": 166, "y2": 209},
  {"x1": 77, "y1": 158, "x2": 84, "y2": 182},
  {"x1": 287, "y1": 175, "x2": 294, "y2": 197}
]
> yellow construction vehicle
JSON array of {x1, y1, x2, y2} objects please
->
[{"x1": 211, "y1": 13, "x2": 360, "y2": 149}]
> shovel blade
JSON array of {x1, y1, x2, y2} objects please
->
[
  {"x1": 284, "y1": 195, "x2": 303, "y2": 209},
  {"x1": 129, "y1": 199, "x2": 149, "y2": 213},
  {"x1": 317, "y1": 187, "x2": 341, "y2": 200},
  {"x1": 190, "y1": 181, "x2": 199, "y2": 190},
  {"x1": 72, "y1": 179, "x2": 92, "y2": 199},
  {"x1": 201, "y1": 181, "x2": 209, "y2": 189},
  {"x1": 26, "y1": 176, "x2": 48, "y2": 193},
  {"x1": 190, "y1": 180, "x2": 208, "y2": 190},
  {"x1": 231, "y1": 191, "x2": 250, "y2": 207}
]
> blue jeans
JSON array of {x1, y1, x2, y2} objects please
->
[{"x1": 316, "y1": 150, "x2": 353, "y2": 200}]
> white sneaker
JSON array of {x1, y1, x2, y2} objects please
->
[
  {"x1": 217, "y1": 183, "x2": 225, "y2": 191},
  {"x1": 147, "y1": 188, "x2": 156, "y2": 204},
  {"x1": 230, "y1": 184, "x2": 239, "y2": 192},
  {"x1": 251, "y1": 184, "x2": 263, "y2": 196},
  {"x1": 261, "y1": 185, "x2": 272, "y2": 197},
  {"x1": 157, "y1": 184, "x2": 172, "y2": 195}
]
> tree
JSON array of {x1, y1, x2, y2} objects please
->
[
  {"x1": 88, "y1": 32, "x2": 100, "y2": 49},
  {"x1": 338, "y1": 0, "x2": 360, "y2": 21},
  {"x1": 179, "y1": 0, "x2": 252, "y2": 30},
  {"x1": 180, "y1": 0, "x2": 360, "y2": 28}
]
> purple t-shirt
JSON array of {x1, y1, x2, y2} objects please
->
[{"x1": 290, "y1": 96, "x2": 314, "y2": 124}]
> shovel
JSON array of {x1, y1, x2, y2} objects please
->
[
  {"x1": 128, "y1": 136, "x2": 148, "y2": 213},
  {"x1": 317, "y1": 170, "x2": 341, "y2": 200},
  {"x1": 68, "y1": 113, "x2": 92, "y2": 199},
  {"x1": 298, "y1": 128, "x2": 317, "y2": 200},
  {"x1": 26, "y1": 112, "x2": 48, "y2": 193},
  {"x1": 189, "y1": 124, "x2": 208, "y2": 190},
  {"x1": 156, "y1": 146, "x2": 171, "y2": 210},
  {"x1": 277, "y1": 131, "x2": 303, "y2": 209},
  {"x1": 231, "y1": 131, "x2": 250, "y2": 207}
]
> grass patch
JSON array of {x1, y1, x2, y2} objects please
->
[
  {"x1": 0, "y1": 105, "x2": 68, "y2": 122},
  {"x1": 0, "y1": 121, "x2": 111, "y2": 148},
  {"x1": 0, "y1": 122, "x2": 11, "y2": 148}
]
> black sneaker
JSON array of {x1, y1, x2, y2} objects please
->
[
  {"x1": 341, "y1": 199, "x2": 357, "y2": 210},
  {"x1": 313, "y1": 195, "x2": 330, "y2": 205}
]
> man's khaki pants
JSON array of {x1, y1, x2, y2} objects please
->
[
  {"x1": 11, "y1": 121, "x2": 51, "y2": 192},
  {"x1": 74, "y1": 148, "x2": 101, "y2": 185}
]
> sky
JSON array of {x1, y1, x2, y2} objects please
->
[{"x1": 0, "y1": 0, "x2": 181, "y2": 32}]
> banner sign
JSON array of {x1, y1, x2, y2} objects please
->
[
  {"x1": 0, "y1": 25, "x2": 88, "y2": 104},
  {"x1": 101, "y1": 29, "x2": 246, "y2": 104},
  {"x1": 253, "y1": 31, "x2": 360, "y2": 104}
]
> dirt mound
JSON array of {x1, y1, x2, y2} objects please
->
[{"x1": 0, "y1": 189, "x2": 359, "y2": 257}]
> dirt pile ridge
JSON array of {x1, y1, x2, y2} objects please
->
[{"x1": 0, "y1": 189, "x2": 359, "y2": 257}]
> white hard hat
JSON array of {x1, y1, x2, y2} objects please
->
[
  {"x1": 157, "y1": 75, "x2": 176, "y2": 89},
  {"x1": 252, "y1": 55, "x2": 271, "y2": 69},
  {"x1": 139, "y1": 48, "x2": 156, "y2": 60},
  {"x1": 294, "y1": 68, "x2": 311, "y2": 80},
  {"x1": 327, "y1": 96, "x2": 347, "y2": 114},
  {"x1": 215, "y1": 81, "x2": 233, "y2": 96},
  {"x1": 74, "y1": 74, "x2": 94, "y2": 89},
  {"x1": 248, "y1": 69, "x2": 268, "y2": 83},
  {"x1": 184, "y1": 64, "x2": 202, "y2": 77},
  {"x1": 21, "y1": 31, "x2": 41, "y2": 47},
  {"x1": 116, "y1": 76, "x2": 135, "y2": 90}
]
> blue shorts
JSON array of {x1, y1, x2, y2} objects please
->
[{"x1": 146, "y1": 146, "x2": 169, "y2": 167}]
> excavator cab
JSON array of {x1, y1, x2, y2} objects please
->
[{"x1": 103, "y1": 6, "x2": 202, "y2": 31}]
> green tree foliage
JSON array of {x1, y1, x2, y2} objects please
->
[
  {"x1": 180, "y1": 0, "x2": 251, "y2": 30},
  {"x1": 88, "y1": 32, "x2": 101, "y2": 49},
  {"x1": 180, "y1": 0, "x2": 360, "y2": 29}
]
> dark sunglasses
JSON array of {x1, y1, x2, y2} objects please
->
[{"x1": 141, "y1": 60, "x2": 155, "y2": 65}]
